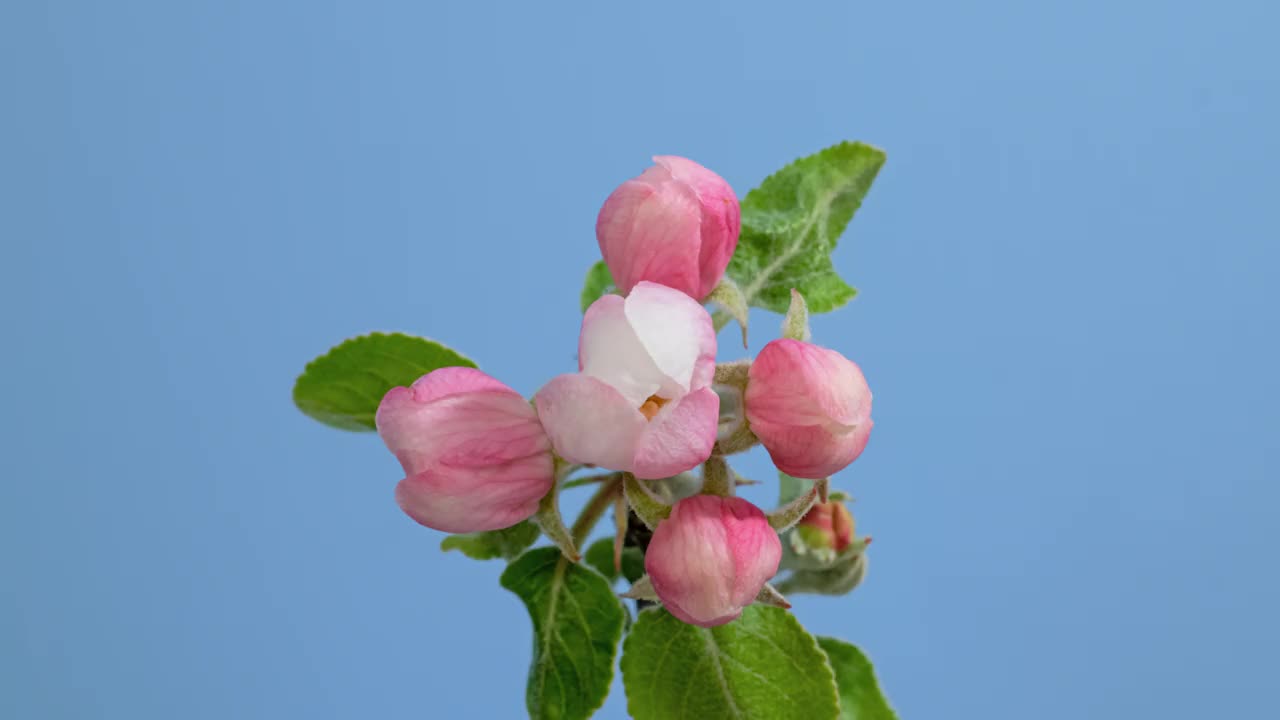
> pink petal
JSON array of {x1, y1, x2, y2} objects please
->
[
  {"x1": 645, "y1": 495, "x2": 781, "y2": 627},
  {"x1": 596, "y1": 174, "x2": 703, "y2": 297},
  {"x1": 750, "y1": 417, "x2": 873, "y2": 479},
  {"x1": 645, "y1": 496, "x2": 736, "y2": 625},
  {"x1": 654, "y1": 156, "x2": 741, "y2": 299},
  {"x1": 722, "y1": 498, "x2": 783, "y2": 609},
  {"x1": 534, "y1": 374, "x2": 646, "y2": 472},
  {"x1": 395, "y1": 454, "x2": 553, "y2": 533},
  {"x1": 405, "y1": 366, "x2": 508, "y2": 403},
  {"x1": 376, "y1": 370, "x2": 546, "y2": 477},
  {"x1": 747, "y1": 339, "x2": 872, "y2": 428},
  {"x1": 632, "y1": 387, "x2": 719, "y2": 479}
]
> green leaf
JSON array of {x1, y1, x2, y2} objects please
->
[
  {"x1": 622, "y1": 549, "x2": 646, "y2": 584},
  {"x1": 621, "y1": 606, "x2": 840, "y2": 720},
  {"x1": 440, "y1": 521, "x2": 540, "y2": 561},
  {"x1": 779, "y1": 473, "x2": 813, "y2": 506},
  {"x1": 727, "y1": 142, "x2": 885, "y2": 314},
  {"x1": 817, "y1": 637, "x2": 897, "y2": 720},
  {"x1": 776, "y1": 550, "x2": 869, "y2": 596},
  {"x1": 584, "y1": 537, "x2": 645, "y2": 584},
  {"x1": 580, "y1": 260, "x2": 616, "y2": 313},
  {"x1": 705, "y1": 275, "x2": 750, "y2": 347},
  {"x1": 501, "y1": 547, "x2": 626, "y2": 720},
  {"x1": 292, "y1": 332, "x2": 477, "y2": 431}
]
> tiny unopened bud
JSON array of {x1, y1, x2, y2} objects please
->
[{"x1": 790, "y1": 499, "x2": 856, "y2": 565}]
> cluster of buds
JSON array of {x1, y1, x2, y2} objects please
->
[{"x1": 374, "y1": 157, "x2": 874, "y2": 627}]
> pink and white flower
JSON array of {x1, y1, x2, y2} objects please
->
[
  {"x1": 376, "y1": 367, "x2": 554, "y2": 533},
  {"x1": 745, "y1": 339, "x2": 874, "y2": 479},
  {"x1": 597, "y1": 156, "x2": 740, "y2": 300},
  {"x1": 645, "y1": 495, "x2": 782, "y2": 627},
  {"x1": 535, "y1": 281, "x2": 718, "y2": 479}
]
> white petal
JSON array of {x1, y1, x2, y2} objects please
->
[
  {"x1": 625, "y1": 281, "x2": 718, "y2": 395},
  {"x1": 579, "y1": 294, "x2": 665, "y2": 406}
]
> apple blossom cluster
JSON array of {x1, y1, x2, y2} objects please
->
[
  {"x1": 292, "y1": 141, "x2": 891, "y2": 717},
  {"x1": 374, "y1": 157, "x2": 874, "y2": 627}
]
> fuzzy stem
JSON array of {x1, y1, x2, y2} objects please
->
[
  {"x1": 569, "y1": 474, "x2": 623, "y2": 547},
  {"x1": 713, "y1": 359, "x2": 752, "y2": 387},
  {"x1": 702, "y1": 455, "x2": 735, "y2": 497},
  {"x1": 561, "y1": 472, "x2": 619, "y2": 490},
  {"x1": 612, "y1": 491, "x2": 628, "y2": 572}
]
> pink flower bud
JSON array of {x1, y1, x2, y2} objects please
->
[
  {"x1": 745, "y1": 339, "x2": 874, "y2": 479},
  {"x1": 596, "y1": 156, "x2": 740, "y2": 300},
  {"x1": 375, "y1": 367, "x2": 554, "y2": 533},
  {"x1": 535, "y1": 282, "x2": 719, "y2": 479},
  {"x1": 795, "y1": 500, "x2": 856, "y2": 554},
  {"x1": 645, "y1": 495, "x2": 781, "y2": 627}
]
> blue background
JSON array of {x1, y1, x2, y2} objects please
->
[{"x1": 3, "y1": 1, "x2": 1276, "y2": 718}]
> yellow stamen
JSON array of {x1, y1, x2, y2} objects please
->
[{"x1": 639, "y1": 394, "x2": 669, "y2": 421}]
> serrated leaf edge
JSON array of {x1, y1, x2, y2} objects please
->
[
  {"x1": 736, "y1": 141, "x2": 885, "y2": 313},
  {"x1": 501, "y1": 548, "x2": 625, "y2": 720},
  {"x1": 292, "y1": 331, "x2": 477, "y2": 431},
  {"x1": 816, "y1": 636, "x2": 899, "y2": 720},
  {"x1": 621, "y1": 607, "x2": 842, "y2": 720}
]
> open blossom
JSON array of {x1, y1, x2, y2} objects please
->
[
  {"x1": 745, "y1": 339, "x2": 873, "y2": 479},
  {"x1": 597, "y1": 156, "x2": 740, "y2": 300},
  {"x1": 535, "y1": 281, "x2": 718, "y2": 479},
  {"x1": 645, "y1": 495, "x2": 782, "y2": 627},
  {"x1": 375, "y1": 367, "x2": 554, "y2": 533}
]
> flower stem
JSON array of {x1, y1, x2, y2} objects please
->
[
  {"x1": 702, "y1": 455, "x2": 735, "y2": 497},
  {"x1": 561, "y1": 472, "x2": 619, "y2": 490},
  {"x1": 570, "y1": 473, "x2": 623, "y2": 547}
]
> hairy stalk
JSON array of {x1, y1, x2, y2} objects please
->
[
  {"x1": 702, "y1": 455, "x2": 735, "y2": 497},
  {"x1": 570, "y1": 474, "x2": 623, "y2": 547},
  {"x1": 561, "y1": 472, "x2": 619, "y2": 490}
]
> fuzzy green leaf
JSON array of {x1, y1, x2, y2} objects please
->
[
  {"x1": 621, "y1": 606, "x2": 840, "y2": 720},
  {"x1": 440, "y1": 522, "x2": 540, "y2": 561},
  {"x1": 776, "y1": 550, "x2": 869, "y2": 596},
  {"x1": 727, "y1": 142, "x2": 885, "y2": 314},
  {"x1": 580, "y1": 260, "x2": 616, "y2": 313},
  {"x1": 778, "y1": 473, "x2": 813, "y2": 505},
  {"x1": 817, "y1": 637, "x2": 897, "y2": 720},
  {"x1": 584, "y1": 537, "x2": 645, "y2": 584},
  {"x1": 292, "y1": 332, "x2": 476, "y2": 431},
  {"x1": 501, "y1": 547, "x2": 626, "y2": 720}
]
